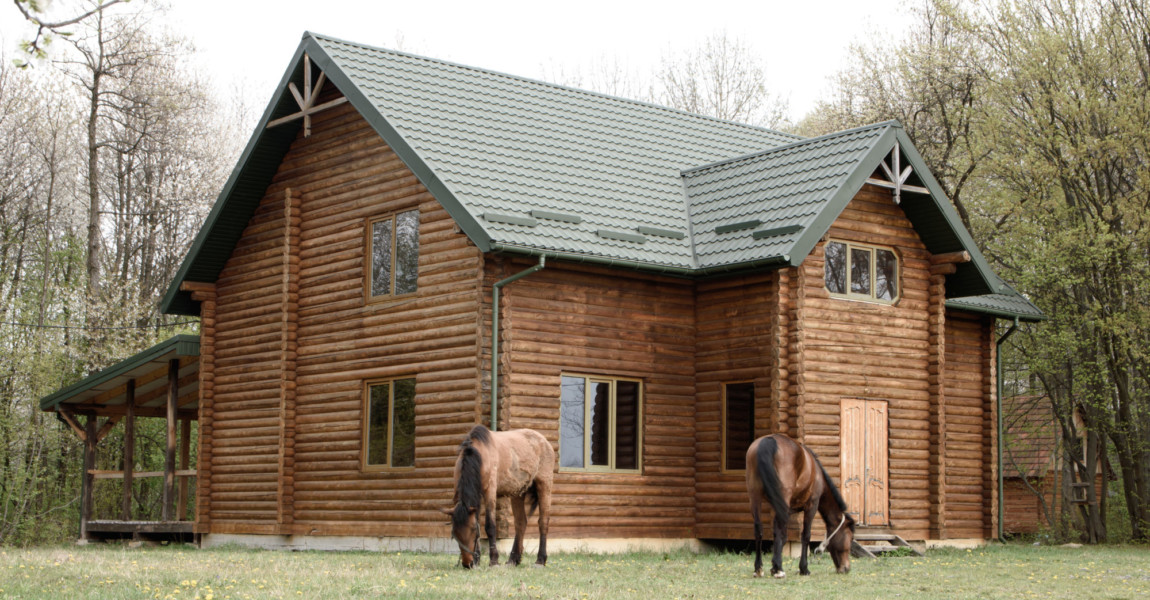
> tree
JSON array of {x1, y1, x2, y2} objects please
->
[
  {"x1": 9, "y1": 0, "x2": 128, "y2": 65},
  {"x1": 799, "y1": 0, "x2": 987, "y2": 231},
  {"x1": 654, "y1": 32, "x2": 789, "y2": 129}
]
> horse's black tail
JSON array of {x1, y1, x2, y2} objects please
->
[
  {"x1": 756, "y1": 437, "x2": 790, "y2": 523},
  {"x1": 524, "y1": 482, "x2": 540, "y2": 517}
]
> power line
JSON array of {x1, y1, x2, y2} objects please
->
[{"x1": 0, "y1": 320, "x2": 197, "y2": 331}]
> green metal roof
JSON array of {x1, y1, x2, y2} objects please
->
[
  {"x1": 161, "y1": 32, "x2": 1042, "y2": 322},
  {"x1": 39, "y1": 335, "x2": 200, "y2": 412},
  {"x1": 946, "y1": 286, "x2": 1045, "y2": 322}
]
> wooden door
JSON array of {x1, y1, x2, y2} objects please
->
[{"x1": 840, "y1": 399, "x2": 889, "y2": 526}]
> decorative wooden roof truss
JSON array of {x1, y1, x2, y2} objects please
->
[
  {"x1": 266, "y1": 53, "x2": 348, "y2": 137},
  {"x1": 866, "y1": 141, "x2": 929, "y2": 204}
]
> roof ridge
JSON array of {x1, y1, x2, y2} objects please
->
[
  {"x1": 304, "y1": 31, "x2": 802, "y2": 143},
  {"x1": 681, "y1": 120, "x2": 899, "y2": 176}
]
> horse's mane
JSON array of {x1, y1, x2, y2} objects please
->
[
  {"x1": 451, "y1": 426, "x2": 490, "y2": 529},
  {"x1": 811, "y1": 450, "x2": 851, "y2": 517}
]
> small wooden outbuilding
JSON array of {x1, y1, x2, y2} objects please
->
[{"x1": 47, "y1": 33, "x2": 1044, "y2": 549}]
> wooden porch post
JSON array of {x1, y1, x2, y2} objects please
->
[
  {"x1": 178, "y1": 418, "x2": 191, "y2": 521},
  {"x1": 80, "y1": 415, "x2": 97, "y2": 539},
  {"x1": 121, "y1": 379, "x2": 135, "y2": 521},
  {"x1": 162, "y1": 359, "x2": 178, "y2": 521}
]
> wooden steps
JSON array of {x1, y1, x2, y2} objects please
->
[{"x1": 851, "y1": 532, "x2": 924, "y2": 558}]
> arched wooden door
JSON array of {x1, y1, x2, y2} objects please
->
[{"x1": 841, "y1": 399, "x2": 889, "y2": 526}]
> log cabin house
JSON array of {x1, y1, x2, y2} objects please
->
[{"x1": 43, "y1": 32, "x2": 1044, "y2": 551}]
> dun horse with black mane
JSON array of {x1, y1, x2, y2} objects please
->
[
  {"x1": 746, "y1": 433, "x2": 855, "y2": 578},
  {"x1": 443, "y1": 425, "x2": 554, "y2": 568}
]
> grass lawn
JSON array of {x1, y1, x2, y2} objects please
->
[{"x1": 1, "y1": 542, "x2": 1148, "y2": 599}]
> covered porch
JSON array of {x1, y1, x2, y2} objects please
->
[{"x1": 40, "y1": 335, "x2": 200, "y2": 543}]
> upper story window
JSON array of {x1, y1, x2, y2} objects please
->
[
  {"x1": 558, "y1": 374, "x2": 642, "y2": 473},
  {"x1": 367, "y1": 209, "x2": 419, "y2": 299},
  {"x1": 825, "y1": 240, "x2": 899, "y2": 303},
  {"x1": 363, "y1": 377, "x2": 416, "y2": 470}
]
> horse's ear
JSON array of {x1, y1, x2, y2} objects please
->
[{"x1": 439, "y1": 506, "x2": 454, "y2": 516}]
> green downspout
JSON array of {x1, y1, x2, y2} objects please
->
[
  {"x1": 995, "y1": 316, "x2": 1020, "y2": 541},
  {"x1": 490, "y1": 256, "x2": 546, "y2": 431}
]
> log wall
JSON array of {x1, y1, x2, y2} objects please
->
[
  {"x1": 794, "y1": 185, "x2": 934, "y2": 541},
  {"x1": 942, "y1": 310, "x2": 993, "y2": 538},
  {"x1": 693, "y1": 272, "x2": 777, "y2": 539},
  {"x1": 206, "y1": 86, "x2": 484, "y2": 537},
  {"x1": 496, "y1": 259, "x2": 697, "y2": 539}
]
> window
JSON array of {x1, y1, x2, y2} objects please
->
[
  {"x1": 722, "y1": 382, "x2": 755, "y2": 472},
  {"x1": 824, "y1": 240, "x2": 898, "y2": 302},
  {"x1": 363, "y1": 378, "x2": 416, "y2": 469},
  {"x1": 367, "y1": 209, "x2": 419, "y2": 299},
  {"x1": 559, "y1": 375, "x2": 642, "y2": 472}
]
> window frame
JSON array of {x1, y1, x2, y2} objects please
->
[
  {"x1": 364, "y1": 208, "x2": 420, "y2": 304},
  {"x1": 558, "y1": 373, "x2": 644, "y2": 474},
  {"x1": 824, "y1": 239, "x2": 900, "y2": 304},
  {"x1": 720, "y1": 381, "x2": 755, "y2": 475},
  {"x1": 361, "y1": 377, "x2": 417, "y2": 472}
]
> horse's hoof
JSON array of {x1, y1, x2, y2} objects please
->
[
  {"x1": 773, "y1": 571, "x2": 786, "y2": 579},
  {"x1": 800, "y1": 570, "x2": 810, "y2": 576},
  {"x1": 753, "y1": 569, "x2": 763, "y2": 578}
]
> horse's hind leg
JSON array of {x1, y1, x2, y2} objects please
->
[
  {"x1": 534, "y1": 478, "x2": 551, "y2": 566},
  {"x1": 750, "y1": 496, "x2": 764, "y2": 578},
  {"x1": 509, "y1": 496, "x2": 527, "y2": 566},
  {"x1": 799, "y1": 507, "x2": 815, "y2": 576},
  {"x1": 771, "y1": 513, "x2": 788, "y2": 578}
]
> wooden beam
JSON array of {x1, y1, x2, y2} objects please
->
[
  {"x1": 80, "y1": 416, "x2": 97, "y2": 540},
  {"x1": 122, "y1": 380, "x2": 135, "y2": 521},
  {"x1": 95, "y1": 415, "x2": 122, "y2": 443},
  {"x1": 63, "y1": 404, "x2": 197, "y2": 421},
  {"x1": 57, "y1": 408, "x2": 87, "y2": 442},
  {"x1": 265, "y1": 97, "x2": 348, "y2": 128},
  {"x1": 162, "y1": 359, "x2": 178, "y2": 522},
  {"x1": 930, "y1": 250, "x2": 972, "y2": 265},
  {"x1": 864, "y1": 178, "x2": 931, "y2": 196},
  {"x1": 930, "y1": 263, "x2": 958, "y2": 276},
  {"x1": 179, "y1": 281, "x2": 216, "y2": 293},
  {"x1": 178, "y1": 418, "x2": 191, "y2": 521}
]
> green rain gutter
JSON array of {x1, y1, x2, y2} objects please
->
[
  {"x1": 995, "y1": 316, "x2": 1020, "y2": 541},
  {"x1": 490, "y1": 255, "x2": 547, "y2": 431}
]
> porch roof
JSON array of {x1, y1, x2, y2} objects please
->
[{"x1": 39, "y1": 335, "x2": 200, "y2": 418}]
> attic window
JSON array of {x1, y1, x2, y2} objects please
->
[{"x1": 825, "y1": 240, "x2": 898, "y2": 303}]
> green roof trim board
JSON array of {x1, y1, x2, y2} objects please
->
[{"x1": 161, "y1": 32, "x2": 1042, "y2": 322}]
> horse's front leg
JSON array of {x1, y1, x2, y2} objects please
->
[
  {"x1": 484, "y1": 497, "x2": 500, "y2": 566},
  {"x1": 750, "y1": 496, "x2": 764, "y2": 578},
  {"x1": 771, "y1": 512, "x2": 788, "y2": 578},
  {"x1": 508, "y1": 496, "x2": 527, "y2": 566},
  {"x1": 799, "y1": 507, "x2": 815, "y2": 576}
]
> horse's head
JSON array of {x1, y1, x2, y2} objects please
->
[
  {"x1": 827, "y1": 513, "x2": 856, "y2": 574},
  {"x1": 442, "y1": 503, "x2": 481, "y2": 568}
]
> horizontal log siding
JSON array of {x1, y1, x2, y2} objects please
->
[
  {"x1": 210, "y1": 179, "x2": 288, "y2": 529},
  {"x1": 797, "y1": 185, "x2": 933, "y2": 540},
  {"x1": 943, "y1": 310, "x2": 992, "y2": 538},
  {"x1": 693, "y1": 272, "x2": 776, "y2": 539},
  {"x1": 209, "y1": 90, "x2": 483, "y2": 537},
  {"x1": 497, "y1": 259, "x2": 697, "y2": 539}
]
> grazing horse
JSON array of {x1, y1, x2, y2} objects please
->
[
  {"x1": 442, "y1": 425, "x2": 554, "y2": 568},
  {"x1": 745, "y1": 433, "x2": 855, "y2": 578}
]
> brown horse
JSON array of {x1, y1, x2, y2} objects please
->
[
  {"x1": 745, "y1": 433, "x2": 855, "y2": 578},
  {"x1": 442, "y1": 425, "x2": 554, "y2": 568}
]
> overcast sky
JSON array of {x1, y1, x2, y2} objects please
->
[{"x1": 4, "y1": 0, "x2": 915, "y2": 121}]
